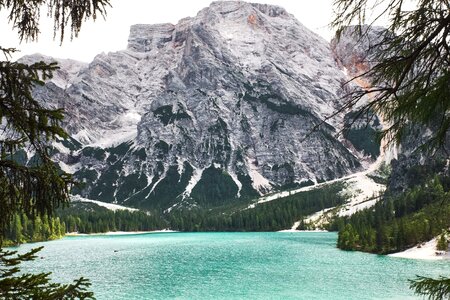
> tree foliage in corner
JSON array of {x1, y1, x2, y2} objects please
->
[
  {"x1": 332, "y1": 1, "x2": 450, "y2": 298},
  {"x1": 409, "y1": 276, "x2": 450, "y2": 300},
  {"x1": 0, "y1": 56, "x2": 71, "y2": 238},
  {"x1": 0, "y1": 0, "x2": 110, "y2": 238},
  {"x1": 332, "y1": 0, "x2": 450, "y2": 148},
  {"x1": 1, "y1": 0, "x2": 110, "y2": 299},
  {"x1": 0, "y1": 247, "x2": 94, "y2": 299}
]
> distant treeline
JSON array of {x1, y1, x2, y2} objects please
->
[
  {"x1": 2, "y1": 182, "x2": 346, "y2": 244},
  {"x1": 54, "y1": 183, "x2": 344, "y2": 234},
  {"x1": 56, "y1": 203, "x2": 168, "y2": 233},
  {"x1": 336, "y1": 175, "x2": 450, "y2": 254}
]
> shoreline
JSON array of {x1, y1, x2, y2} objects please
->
[
  {"x1": 26, "y1": 231, "x2": 450, "y2": 261},
  {"x1": 388, "y1": 237, "x2": 449, "y2": 260},
  {"x1": 277, "y1": 229, "x2": 329, "y2": 233},
  {"x1": 66, "y1": 229, "x2": 329, "y2": 236},
  {"x1": 278, "y1": 229, "x2": 450, "y2": 260},
  {"x1": 65, "y1": 229, "x2": 178, "y2": 236}
]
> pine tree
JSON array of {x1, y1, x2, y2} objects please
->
[
  {"x1": 437, "y1": 232, "x2": 448, "y2": 252},
  {"x1": 1, "y1": 1, "x2": 110, "y2": 299},
  {"x1": 0, "y1": 247, "x2": 94, "y2": 299},
  {"x1": 0, "y1": 0, "x2": 111, "y2": 237},
  {"x1": 11, "y1": 214, "x2": 22, "y2": 245},
  {"x1": 338, "y1": 223, "x2": 359, "y2": 250}
]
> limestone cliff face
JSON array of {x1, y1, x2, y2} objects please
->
[
  {"x1": 27, "y1": 1, "x2": 377, "y2": 210},
  {"x1": 331, "y1": 25, "x2": 385, "y2": 78}
]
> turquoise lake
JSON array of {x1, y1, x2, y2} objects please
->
[{"x1": 16, "y1": 232, "x2": 449, "y2": 299}]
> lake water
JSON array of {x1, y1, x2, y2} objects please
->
[{"x1": 16, "y1": 232, "x2": 449, "y2": 299}]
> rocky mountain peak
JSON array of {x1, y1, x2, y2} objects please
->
[
  {"x1": 27, "y1": 1, "x2": 381, "y2": 211},
  {"x1": 198, "y1": 1, "x2": 290, "y2": 23},
  {"x1": 127, "y1": 23, "x2": 176, "y2": 52}
]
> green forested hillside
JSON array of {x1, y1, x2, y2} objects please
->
[
  {"x1": 337, "y1": 175, "x2": 450, "y2": 254},
  {"x1": 168, "y1": 182, "x2": 345, "y2": 231}
]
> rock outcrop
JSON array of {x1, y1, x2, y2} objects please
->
[{"x1": 26, "y1": 1, "x2": 379, "y2": 210}]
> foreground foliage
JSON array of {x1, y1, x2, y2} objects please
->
[
  {"x1": 409, "y1": 276, "x2": 450, "y2": 300},
  {"x1": 0, "y1": 0, "x2": 111, "y2": 240},
  {"x1": 0, "y1": 247, "x2": 94, "y2": 300},
  {"x1": 332, "y1": 0, "x2": 450, "y2": 296},
  {"x1": 1, "y1": 1, "x2": 111, "y2": 299}
]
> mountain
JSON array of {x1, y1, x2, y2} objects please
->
[{"x1": 25, "y1": 1, "x2": 381, "y2": 211}]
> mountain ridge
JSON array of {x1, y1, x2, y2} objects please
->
[{"x1": 24, "y1": 1, "x2": 380, "y2": 211}]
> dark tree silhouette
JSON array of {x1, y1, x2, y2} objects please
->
[
  {"x1": 0, "y1": 0, "x2": 110, "y2": 237},
  {"x1": 1, "y1": 1, "x2": 110, "y2": 298}
]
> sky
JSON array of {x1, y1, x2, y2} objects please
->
[{"x1": 0, "y1": 0, "x2": 335, "y2": 62}]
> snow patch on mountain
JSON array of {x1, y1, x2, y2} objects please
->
[
  {"x1": 247, "y1": 158, "x2": 271, "y2": 194},
  {"x1": 71, "y1": 195, "x2": 139, "y2": 212},
  {"x1": 229, "y1": 171, "x2": 243, "y2": 197},
  {"x1": 59, "y1": 162, "x2": 82, "y2": 174},
  {"x1": 86, "y1": 127, "x2": 138, "y2": 149},
  {"x1": 53, "y1": 141, "x2": 71, "y2": 155},
  {"x1": 183, "y1": 167, "x2": 204, "y2": 199}
]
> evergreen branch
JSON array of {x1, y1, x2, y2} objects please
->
[
  {"x1": 409, "y1": 276, "x2": 450, "y2": 300},
  {"x1": 0, "y1": 247, "x2": 94, "y2": 299}
]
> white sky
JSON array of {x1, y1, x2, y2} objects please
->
[{"x1": 0, "y1": 0, "x2": 335, "y2": 62}]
